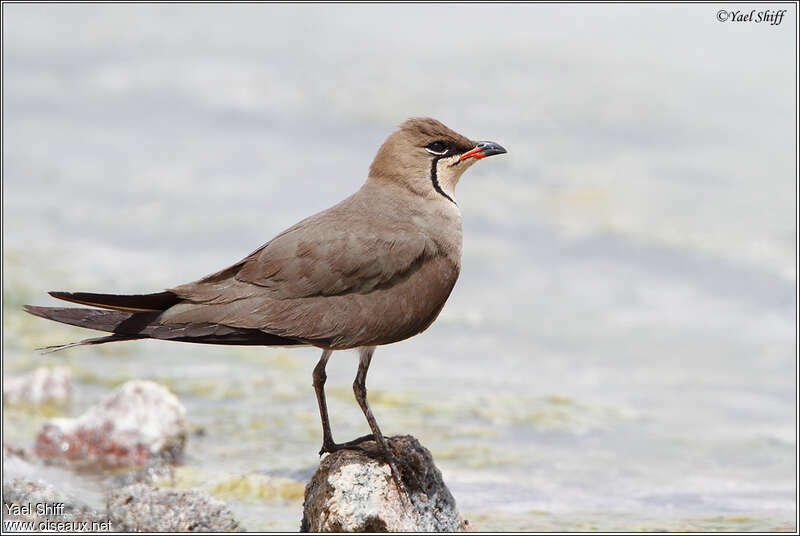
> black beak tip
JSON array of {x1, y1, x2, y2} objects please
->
[{"x1": 477, "y1": 141, "x2": 507, "y2": 157}]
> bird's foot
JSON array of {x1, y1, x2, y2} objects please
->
[
  {"x1": 318, "y1": 434, "x2": 375, "y2": 456},
  {"x1": 375, "y1": 446, "x2": 410, "y2": 499}
]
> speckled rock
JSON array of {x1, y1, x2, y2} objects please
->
[
  {"x1": 3, "y1": 366, "x2": 71, "y2": 405},
  {"x1": 34, "y1": 381, "x2": 186, "y2": 467},
  {"x1": 301, "y1": 435, "x2": 473, "y2": 532},
  {"x1": 2, "y1": 478, "x2": 107, "y2": 530},
  {"x1": 106, "y1": 483, "x2": 243, "y2": 532}
]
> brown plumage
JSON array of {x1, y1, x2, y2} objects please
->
[{"x1": 24, "y1": 117, "x2": 506, "y2": 480}]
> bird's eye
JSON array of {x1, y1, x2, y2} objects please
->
[{"x1": 425, "y1": 141, "x2": 448, "y2": 156}]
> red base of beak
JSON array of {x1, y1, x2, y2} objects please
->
[{"x1": 459, "y1": 147, "x2": 488, "y2": 161}]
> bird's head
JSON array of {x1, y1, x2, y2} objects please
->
[{"x1": 368, "y1": 117, "x2": 506, "y2": 204}]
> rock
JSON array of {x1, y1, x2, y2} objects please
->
[
  {"x1": 301, "y1": 435, "x2": 472, "y2": 532},
  {"x1": 3, "y1": 366, "x2": 71, "y2": 405},
  {"x1": 2, "y1": 478, "x2": 107, "y2": 530},
  {"x1": 106, "y1": 483, "x2": 243, "y2": 532},
  {"x1": 34, "y1": 381, "x2": 186, "y2": 467}
]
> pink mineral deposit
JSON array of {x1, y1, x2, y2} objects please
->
[{"x1": 34, "y1": 380, "x2": 186, "y2": 467}]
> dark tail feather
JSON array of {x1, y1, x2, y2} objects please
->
[
  {"x1": 22, "y1": 305, "x2": 157, "y2": 333},
  {"x1": 48, "y1": 291, "x2": 180, "y2": 312},
  {"x1": 37, "y1": 334, "x2": 145, "y2": 354},
  {"x1": 22, "y1": 305, "x2": 304, "y2": 350},
  {"x1": 23, "y1": 305, "x2": 154, "y2": 353}
]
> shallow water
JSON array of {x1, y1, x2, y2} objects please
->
[{"x1": 2, "y1": 4, "x2": 796, "y2": 531}]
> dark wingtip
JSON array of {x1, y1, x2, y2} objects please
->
[{"x1": 44, "y1": 290, "x2": 180, "y2": 311}]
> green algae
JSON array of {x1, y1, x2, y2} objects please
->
[
  {"x1": 1, "y1": 401, "x2": 68, "y2": 417},
  {"x1": 71, "y1": 366, "x2": 137, "y2": 388},
  {"x1": 327, "y1": 385, "x2": 414, "y2": 408},
  {"x1": 210, "y1": 474, "x2": 305, "y2": 502},
  {"x1": 153, "y1": 466, "x2": 205, "y2": 490}
]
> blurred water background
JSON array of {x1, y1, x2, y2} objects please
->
[{"x1": 2, "y1": 4, "x2": 796, "y2": 531}]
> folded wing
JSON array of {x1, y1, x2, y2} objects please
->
[{"x1": 162, "y1": 198, "x2": 455, "y2": 348}]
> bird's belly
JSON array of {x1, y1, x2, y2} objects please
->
[{"x1": 326, "y1": 256, "x2": 460, "y2": 349}]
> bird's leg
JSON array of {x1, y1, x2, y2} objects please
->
[
  {"x1": 352, "y1": 347, "x2": 390, "y2": 454},
  {"x1": 313, "y1": 349, "x2": 375, "y2": 455},
  {"x1": 313, "y1": 349, "x2": 336, "y2": 454},
  {"x1": 352, "y1": 346, "x2": 406, "y2": 493}
]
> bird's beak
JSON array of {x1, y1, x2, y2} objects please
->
[{"x1": 459, "y1": 141, "x2": 507, "y2": 161}]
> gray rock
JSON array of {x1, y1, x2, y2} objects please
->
[
  {"x1": 34, "y1": 380, "x2": 186, "y2": 467},
  {"x1": 3, "y1": 366, "x2": 71, "y2": 405},
  {"x1": 301, "y1": 435, "x2": 473, "y2": 532},
  {"x1": 2, "y1": 478, "x2": 108, "y2": 531},
  {"x1": 106, "y1": 483, "x2": 243, "y2": 532}
]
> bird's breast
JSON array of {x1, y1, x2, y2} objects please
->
[{"x1": 411, "y1": 202, "x2": 463, "y2": 266}]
